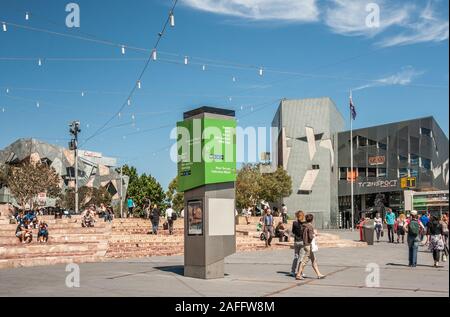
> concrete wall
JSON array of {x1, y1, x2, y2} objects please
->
[{"x1": 274, "y1": 98, "x2": 345, "y2": 228}]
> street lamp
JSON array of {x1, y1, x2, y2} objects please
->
[{"x1": 69, "y1": 121, "x2": 81, "y2": 214}]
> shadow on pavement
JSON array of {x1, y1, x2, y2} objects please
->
[
  {"x1": 386, "y1": 263, "x2": 436, "y2": 268},
  {"x1": 154, "y1": 265, "x2": 184, "y2": 276}
]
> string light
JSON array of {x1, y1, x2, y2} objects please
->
[
  {"x1": 127, "y1": 98, "x2": 131, "y2": 106},
  {"x1": 121, "y1": 45, "x2": 126, "y2": 55},
  {"x1": 2, "y1": 107, "x2": 5, "y2": 112},
  {"x1": 137, "y1": 81, "x2": 142, "y2": 89},
  {"x1": 169, "y1": 12, "x2": 175, "y2": 27},
  {"x1": 6, "y1": 88, "x2": 9, "y2": 93},
  {"x1": 232, "y1": 76, "x2": 236, "y2": 82},
  {"x1": 184, "y1": 56, "x2": 188, "y2": 65},
  {"x1": 38, "y1": 58, "x2": 42, "y2": 66},
  {"x1": 2, "y1": 22, "x2": 7, "y2": 32},
  {"x1": 152, "y1": 49, "x2": 157, "y2": 61},
  {"x1": 81, "y1": 91, "x2": 85, "y2": 97},
  {"x1": 25, "y1": 12, "x2": 30, "y2": 21},
  {"x1": 131, "y1": 114, "x2": 135, "y2": 120},
  {"x1": 36, "y1": 101, "x2": 40, "y2": 108},
  {"x1": 202, "y1": 65, "x2": 206, "y2": 71},
  {"x1": 118, "y1": 112, "x2": 122, "y2": 118},
  {"x1": 259, "y1": 67, "x2": 264, "y2": 76}
]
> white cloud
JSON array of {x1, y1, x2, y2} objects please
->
[
  {"x1": 324, "y1": 0, "x2": 413, "y2": 37},
  {"x1": 353, "y1": 66, "x2": 423, "y2": 91},
  {"x1": 377, "y1": 2, "x2": 449, "y2": 47},
  {"x1": 181, "y1": 0, "x2": 319, "y2": 22}
]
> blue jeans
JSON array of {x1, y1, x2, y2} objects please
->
[
  {"x1": 407, "y1": 235, "x2": 419, "y2": 266},
  {"x1": 152, "y1": 223, "x2": 158, "y2": 234}
]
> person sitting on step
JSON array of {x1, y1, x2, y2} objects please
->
[{"x1": 37, "y1": 221, "x2": 49, "y2": 243}]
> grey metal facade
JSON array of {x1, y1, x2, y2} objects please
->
[
  {"x1": 337, "y1": 116, "x2": 449, "y2": 213},
  {"x1": 272, "y1": 98, "x2": 345, "y2": 228}
]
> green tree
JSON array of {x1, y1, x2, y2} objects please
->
[
  {"x1": 60, "y1": 186, "x2": 111, "y2": 211},
  {"x1": 236, "y1": 164, "x2": 263, "y2": 209},
  {"x1": 260, "y1": 167, "x2": 293, "y2": 203},
  {"x1": 118, "y1": 165, "x2": 166, "y2": 212},
  {"x1": 3, "y1": 161, "x2": 61, "y2": 210},
  {"x1": 166, "y1": 176, "x2": 184, "y2": 212}
]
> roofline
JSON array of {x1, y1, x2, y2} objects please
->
[{"x1": 339, "y1": 116, "x2": 436, "y2": 134}]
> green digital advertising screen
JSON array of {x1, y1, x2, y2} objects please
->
[{"x1": 177, "y1": 117, "x2": 236, "y2": 192}]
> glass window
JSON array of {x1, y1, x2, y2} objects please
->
[
  {"x1": 312, "y1": 165, "x2": 320, "y2": 170},
  {"x1": 399, "y1": 168, "x2": 408, "y2": 178},
  {"x1": 421, "y1": 157, "x2": 432, "y2": 170},
  {"x1": 368, "y1": 139, "x2": 377, "y2": 146},
  {"x1": 410, "y1": 169, "x2": 419, "y2": 178},
  {"x1": 378, "y1": 142, "x2": 387, "y2": 150},
  {"x1": 410, "y1": 154, "x2": 419, "y2": 166},
  {"x1": 368, "y1": 168, "x2": 377, "y2": 178},
  {"x1": 340, "y1": 168, "x2": 347, "y2": 180},
  {"x1": 358, "y1": 167, "x2": 367, "y2": 178},
  {"x1": 378, "y1": 168, "x2": 387, "y2": 177},
  {"x1": 399, "y1": 155, "x2": 408, "y2": 164},
  {"x1": 358, "y1": 136, "x2": 367, "y2": 147},
  {"x1": 420, "y1": 127, "x2": 432, "y2": 137}
]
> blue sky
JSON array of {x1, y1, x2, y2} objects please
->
[{"x1": 0, "y1": 0, "x2": 448, "y2": 189}]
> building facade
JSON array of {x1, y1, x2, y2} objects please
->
[
  {"x1": 272, "y1": 98, "x2": 344, "y2": 229},
  {"x1": 0, "y1": 138, "x2": 128, "y2": 208},
  {"x1": 338, "y1": 117, "x2": 449, "y2": 226},
  {"x1": 272, "y1": 99, "x2": 449, "y2": 229}
]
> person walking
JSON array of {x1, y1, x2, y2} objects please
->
[
  {"x1": 281, "y1": 204, "x2": 288, "y2": 224},
  {"x1": 427, "y1": 215, "x2": 445, "y2": 267},
  {"x1": 262, "y1": 208, "x2": 274, "y2": 248},
  {"x1": 385, "y1": 208, "x2": 396, "y2": 243},
  {"x1": 150, "y1": 204, "x2": 160, "y2": 235},
  {"x1": 374, "y1": 213, "x2": 383, "y2": 242},
  {"x1": 127, "y1": 197, "x2": 135, "y2": 218},
  {"x1": 405, "y1": 210, "x2": 423, "y2": 267},
  {"x1": 440, "y1": 214, "x2": 448, "y2": 262},
  {"x1": 291, "y1": 211, "x2": 306, "y2": 277},
  {"x1": 396, "y1": 213, "x2": 407, "y2": 244},
  {"x1": 296, "y1": 214, "x2": 325, "y2": 280},
  {"x1": 419, "y1": 212, "x2": 430, "y2": 243},
  {"x1": 165, "y1": 204, "x2": 175, "y2": 235}
]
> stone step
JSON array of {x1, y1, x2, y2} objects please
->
[
  {"x1": 0, "y1": 222, "x2": 110, "y2": 230},
  {"x1": 0, "y1": 227, "x2": 110, "y2": 236},
  {"x1": 0, "y1": 242, "x2": 108, "y2": 259},
  {"x1": 0, "y1": 254, "x2": 105, "y2": 269},
  {"x1": 0, "y1": 233, "x2": 109, "y2": 245}
]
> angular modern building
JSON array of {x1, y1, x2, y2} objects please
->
[
  {"x1": 0, "y1": 138, "x2": 128, "y2": 208},
  {"x1": 271, "y1": 99, "x2": 449, "y2": 229},
  {"x1": 271, "y1": 98, "x2": 344, "y2": 229}
]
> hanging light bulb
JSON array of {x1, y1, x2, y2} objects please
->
[
  {"x1": 25, "y1": 12, "x2": 30, "y2": 20},
  {"x1": 229, "y1": 97, "x2": 232, "y2": 102},
  {"x1": 137, "y1": 81, "x2": 141, "y2": 89},
  {"x1": 169, "y1": 12, "x2": 175, "y2": 27},
  {"x1": 36, "y1": 102, "x2": 40, "y2": 108},
  {"x1": 86, "y1": 123, "x2": 90, "y2": 128},
  {"x1": 240, "y1": 105, "x2": 243, "y2": 111},
  {"x1": 81, "y1": 91, "x2": 85, "y2": 97},
  {"x1": 184, "y1": 56, "x2": 189, "y2": 65},
  {"x1": 121, "y1": 45, "x2": 126, "y2": 55},
  {"x1": 2, "y1": 22, "x2": 7, "y2": 32},
  {"x1": 2, "y1": 107, "x2": 5, "y2": 113},
  {"x1": 127, "y1": 98, "x2": 131, "y2": 106},
  {"x1": 202, "y1": 65, "x2": 206, "y2": 71},
  {"x1": 6, "y1": 88, "x2": 9, "y2": 94},
  {"x1": 131, "y1": 114, "x2": 135, "y2": 121},
  {"x1": 118, "y1": 112, "x2": 122, "y2": 118},
  {"x1": 259, "y1": 67, "x2": 264, "y2": 76},
  {"x1": 151, "y1": 49, "x2": 157, "y2": 61},
  {"x1": 251, "y1": 106, "x2": 254, "y2": 112},
  {"x1": 38, "y1": 58, "x2": 42, "y2": 66},
  {"x1": 232, "y1": 76, "x2": 236, "y2": 82}
]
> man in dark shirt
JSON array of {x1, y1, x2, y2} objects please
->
[
  {"x1": 291, "y1": 211, "x2": 306, "y2": 277},
  {"x1": 151, "y1": 204, "x2": 160, "y2": 235}
]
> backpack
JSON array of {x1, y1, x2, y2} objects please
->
[
  {"x1": 409, "y1": 220, "x2": 419, "y2": 237},
  {"x1": 171, "y1": 212, "x2": 177, "y2": 221}
]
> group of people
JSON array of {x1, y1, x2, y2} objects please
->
[
  {"x1": 80, "y1": 204, "x2": 115, "y2": 227},
  {"x1": 370, "y1": 209, "x2": 449, "y2": 267},
  {"x1": 14, "y1": 210, "x2": 49, "y2": 244}
]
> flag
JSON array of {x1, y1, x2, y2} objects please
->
[{"x1": 350, "y1": 95, "x2": 357, "y2": 120}]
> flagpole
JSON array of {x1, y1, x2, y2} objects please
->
[{"x1": 350, "y1": 90, "x2": 355, "y2": 231}]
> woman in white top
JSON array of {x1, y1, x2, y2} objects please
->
[{"x1": 374, "y1": 213, "x2": 383, "y2": 243}]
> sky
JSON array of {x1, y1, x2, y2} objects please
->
[{"x1": 0, "y1": 0, "x2": 449, "y2": 189}]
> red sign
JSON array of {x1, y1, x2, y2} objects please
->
[{"x1": 369, "y1": 156, "x2": 385, "y2": 165}]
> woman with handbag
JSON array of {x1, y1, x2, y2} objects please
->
[{"x1": 295, "y1": 214, "x2": 325, "y2": 280}]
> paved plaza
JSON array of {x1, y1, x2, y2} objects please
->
[{"x1": 0, "y1": 231, "x2": 448, "y2": 297}]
